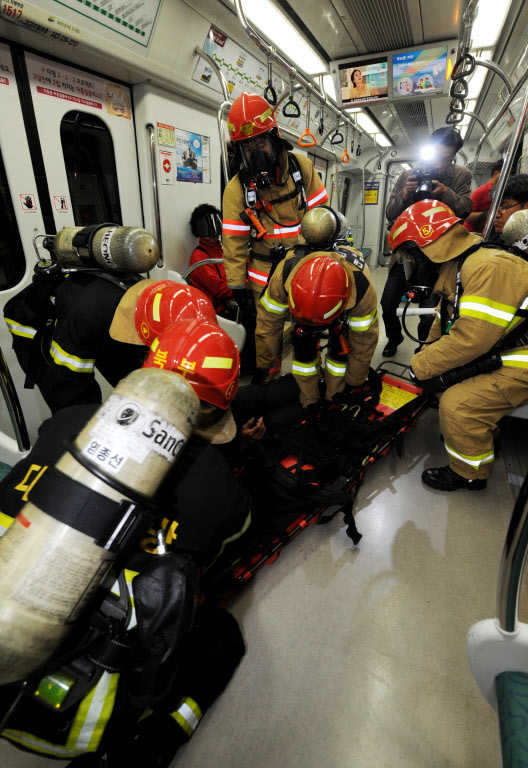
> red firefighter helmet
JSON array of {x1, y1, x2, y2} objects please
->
[
  {"x1": 135, "y1": 282, "x2": 217, "y2": 345},
  {"x1": 388, "y1": 199, "x2": 461, "y2": 251},
  {"x1": 143, "y1": 319, "x2": 239, "y2": 410},
  {"x1": 227, "y1": 92, "x2": 279, "y2": 143},
  {"x1": 288, "y1": 255, "x2": 350, "y2": 326}
]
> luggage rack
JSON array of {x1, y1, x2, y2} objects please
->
[{"x1": 202, "y1": 368, "x2": 430, "y2": 602}]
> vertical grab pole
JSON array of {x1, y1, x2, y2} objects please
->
[
  {"x1": 146, "y1": 124, "x2": 163, "y2": 268},
  {"x1": 483, "y1": 81, "x2": 528, "y2": 239}
]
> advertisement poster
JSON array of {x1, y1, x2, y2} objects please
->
[
  {"x1": 175, "y1": 129, "x2": 209, "y2": 184},
  {"x1": 26, "y1": 53, "x2": 131, "y2": 118},
  {"x1": 392, "y1": 46, "x2": 448, "y2": 98},
  {"x1": 364, "y1": 181, "x2": 379, "y2": 205}
]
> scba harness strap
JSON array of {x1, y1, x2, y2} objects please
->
[{"x1": 239, "y1": 152, "x2": 307, "y2": 230}]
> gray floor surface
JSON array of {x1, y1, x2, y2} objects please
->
[{"x1": 1, "y1": 266, "x2": 524, "y2": 768}]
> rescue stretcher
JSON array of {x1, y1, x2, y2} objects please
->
[{"x1": 201, "y1": 364, "x2": 429, "y2": 602}]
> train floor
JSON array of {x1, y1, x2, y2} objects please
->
[{"x1": 1, "y1": 266, "x2": 525, "y2": 768}]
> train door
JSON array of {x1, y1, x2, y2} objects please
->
[
  {"x1": 0, "y1": 46, "x2": 143, "y2": 465},
  {"x1": 24, "y1": 51, "x2": 142, "y2": 231},
  {"x1": 0, "y1": 41, "x2": 49, "y2": 465}
]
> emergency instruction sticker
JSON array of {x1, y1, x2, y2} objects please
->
[
  {"x1": 84, "y1": 393, "x2": 187, "y2": 471},
  {"x1": 157, "y1": 122, "x2": 175, "y2": 147}
]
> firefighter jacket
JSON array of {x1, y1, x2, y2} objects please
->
[
  {"x1": 256, "y1": 247, "x2": 379, "y2": 385},
  {"x1": 0, "y1": 404, "x2": 246, "y2": 762},
  {"x1": 410, "y1": 225, "x2": 528, "y2": 382},
  {"x1": 188, "y1": 238, "x2": 233, "y2": 312},
  {"x1": 222, "y1": 150, "x2": 329, "y2": 291},
  {"x1": 4, "y1": 271, "x2": 147, "y2": 413}
]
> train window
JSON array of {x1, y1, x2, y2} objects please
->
[
  {"x1": 60, "y1": 111, "x2": 122, "y2": 226},
  {"x1": 0, "y1": 147, "x2": 25, "y2": 290}
]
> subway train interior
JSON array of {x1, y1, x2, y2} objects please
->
[{"x1": 1, "y1": 0, "x2": 528, "y2": 766}]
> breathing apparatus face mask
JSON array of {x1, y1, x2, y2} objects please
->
[
  {"x1": 396, "y1": 242, "x2": 438, "y2": 301},
  {"x1": 195, "y1": 211, "x2": 222, "y2": 238},
  {"x1": 240, "y1": 133, "x2": 278, "y2": 188}
]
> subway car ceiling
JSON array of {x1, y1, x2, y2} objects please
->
[{"x1": 0, "y1": 0, "x2": 526, "y2": 163}]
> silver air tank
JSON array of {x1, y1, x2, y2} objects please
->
[
  {"x1": 301, "y1": 206, "x2": 345, "y2": 248},
  {"x1": 0, "y1": 368, "x2": 200, "y2": 684},
  {"x1": 503, "y1": 209, "x2": 528, "y2": 252},
  {"x1": 53, "y1": 225, "x2": 159, "y2": 272}
]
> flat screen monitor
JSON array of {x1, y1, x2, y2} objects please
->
[
  {"x1": 338, "y1": 56, "x2": 388, "y2": 107},
  {"x1": 392, "y1": 45, "x2": 448, "y2": 98}
]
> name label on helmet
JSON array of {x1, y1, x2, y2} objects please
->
[
  {"x1": 99, "y1": 226, "x2": 118, "y2": 269},
  {"x1": 85, "y1": 393, "x2": 186, "y2": 470}
]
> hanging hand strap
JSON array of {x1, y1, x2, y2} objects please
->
[
  {"x1": 298, "y1": 86, "x2": 317, "y2": 147},
  {"x1": 283, "y1": 69, "x2": 301, "y2": 118},
  {"x1": 264, "y1": 49, "x2": 277, "y2": 106}
]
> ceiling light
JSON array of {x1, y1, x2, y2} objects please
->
[
  {"x1": 459, "y1": 125, "x2": 469, "y2": 139},
  {"x1": 355, "y1": 112, "x2": 378, "y2": 136},
  {"x1": 471, "y1": 0, "x2": 513, "y2": 49},
  {"x1": 376, "y1": 134, "x2": 392, "y2": 147},
  {"x1": 232, "y1": 0, "x2": 328, "y2": 75},
  {"x1": 466, "y1": 50, "x2": 492, "y2": 100},
  {"x1": 322, "y1": 75, "x2": 336, "y2": 101}
]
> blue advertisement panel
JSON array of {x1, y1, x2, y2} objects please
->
[
  {"x1": 175, "y1": 129, "x2": 209, "y2": 183},
  {"x1": 392, "y1": 46, "x2": 448, "y2": 98}
]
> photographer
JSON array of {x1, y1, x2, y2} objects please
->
[{"x1": 381, "y1": 127, "x2": 472, "y2": 356}]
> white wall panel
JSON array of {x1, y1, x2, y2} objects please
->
[{"x1": 133, "y1": 83, "x2": 221, "y2": 277}]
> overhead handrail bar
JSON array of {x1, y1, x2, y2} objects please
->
[
  {"x1": 458, "y1": 0, "x2": 478, "y2": 59},
  {"x1": 0, "y1": 346, "x2": 30, "y2": 453},
  {"x1": 146, "y1": 124, "x2": 163, "y2": 268},
  {"x1": 233, "y1": 0, "x2": 381, "y2": 155},
  {"x1": 483, "y1": 78, "x2": 528, "y2": 239},
  {"x1": 473, "y1": 57, "x2": 513, "y2": 95},
  {"x1": 471, "y1": 67, "x2": 528, "y2": 170}
]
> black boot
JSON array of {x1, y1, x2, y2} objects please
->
[
  {"x1": 421, "y1": 465, "x2": 487, "y2": 492},
  {"x1": 382, "y1": 336, "x2": 404, "y2": 357}
]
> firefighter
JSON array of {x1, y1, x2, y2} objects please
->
[
  {"x1": 4, "y1": 226, "x2": 159, "y2": 414},
  {"x1": 222, "y1": 91, "x2": 329, "y2": 306},
  {"x1": 0, "y1": 319, "x2": 248, "y2": 768},
  {"x1": 388, "y1": 199, "x2": 528, "y2": 491},
  {"x1": 254, "y1": 207, "x2": 378, "y2": 407}
]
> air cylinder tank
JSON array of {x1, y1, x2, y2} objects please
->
[{"x1": 0, "y1": 367, "x2": 200, "y2": 684}]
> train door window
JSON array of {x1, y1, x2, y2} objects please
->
[
  {"x1": 0, "y1": 147, "x2": 25, "y2": 290},
  {"x1": 60, "y1": 111, "x2": 122, "y2": 226},
  {"x1": 340, "y1": 177, "x2": 350, "y2": 215}
]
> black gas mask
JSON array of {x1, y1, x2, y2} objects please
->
[
  {"x1": 240, "y1": 131, "x2": 279, "y2": 189},
  {"x1": 194, "y1": 211, "x2": 222, "y2": 238},
  {"x1": 396, "y1": 242, "x2": 439, "y2": 301}
]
